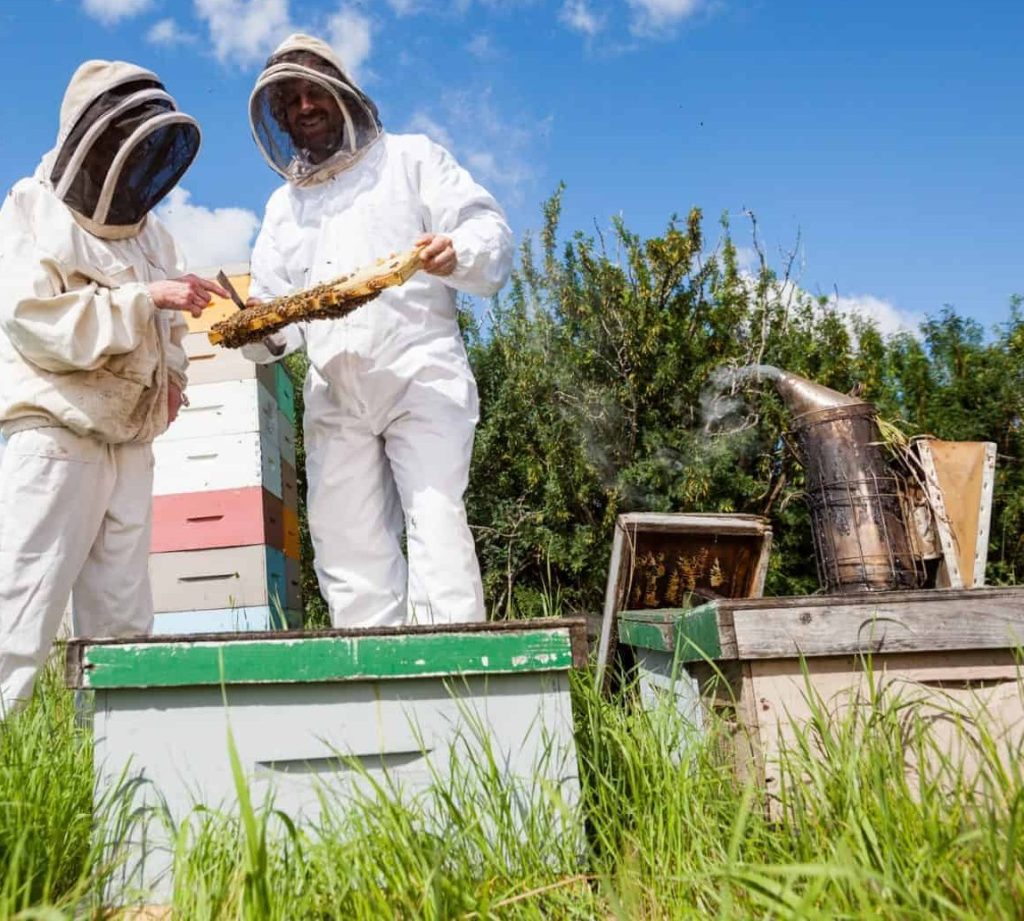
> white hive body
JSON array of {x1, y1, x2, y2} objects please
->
[{"x1": 68, "y1": 620, "x2": 586, "y2": 904}]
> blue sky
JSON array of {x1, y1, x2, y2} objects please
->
[{"x1": 1, "y1": 0, "x2": 1021, "y2": 334}]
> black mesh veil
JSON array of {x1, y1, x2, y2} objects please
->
[{"x1": 51, "y1": 78, "x2": 200, "y2": 228}]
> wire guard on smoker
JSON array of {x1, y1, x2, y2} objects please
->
[{"x1": 792, "y1": 403, "x2": 922, "y2": 593}]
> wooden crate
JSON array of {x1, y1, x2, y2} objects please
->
[
  {"x1": 156, "y1": 380, "x2": 278, "y2": 444},
  {"x1": 149, "y1": 545, "x2": 288, "y2": 613},
  {"x1": 275, "y1": 364, "x2": 296, "y2": 423},
  {"x1": 596, "y1": 513, "x2": 772, "y2": 688},
  {"x1": 151, "y1": 487, "x2": 284, "y2": 554},
  {"x1": 152, "y1": 605, "x2": 301, "y2": 634},
  {"x1": 183, "y1": 332, "x2": 276, "y2": 388},
  {"x1": 153, "y1": 431, "x2": 282, "y2": 499},
  {"x1": 618, "y1": 588, "x2": 1024, "y2": 801},
  {"x1": 66, "y1": 619, "x2": 587, "y2": 903}
]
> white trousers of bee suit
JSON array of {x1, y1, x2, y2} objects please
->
[
  {"x1": 0, "y1": 427, "x2": 154, "y2": 716},
  {"x1": 303, "y1": 354, "x2": 485, "y2": 628}
]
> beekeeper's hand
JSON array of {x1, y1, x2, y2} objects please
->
[
  {"x1": 168, "y1": 381, "x2": 184, "y2": 424},
  {"x1": 149, "y1": 275, "x2": 230, "y2": 318},
  {"x1": 415, "y1": 233, "x2": 457, "y2": 277}
]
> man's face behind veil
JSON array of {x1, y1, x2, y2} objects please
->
[{"x1": 278, "y1": 78, "x2": 344, "y2": 164}]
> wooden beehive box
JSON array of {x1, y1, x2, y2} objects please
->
[
  {"x1": 67, "y1": 618, "x2": 587, "y2": 905},
  {"x1": 595, "y1": 513, "x2": 772, "y2": 687},
  {"x1": 617, "y1": 588, "x2": 1024, "y2": 805}
]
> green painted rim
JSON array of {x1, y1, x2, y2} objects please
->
[
  {"x1": 618, "y1": 603, "x2": 723, "y2": 662},
  {"x1": 80, "y1": 627, "x2": 578, "y2": 689}
]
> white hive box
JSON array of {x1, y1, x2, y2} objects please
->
[
  {"x1": 67, "y1": 619, "x2": 587, "y2": 904},
  {"x1": 157, "y1": 379, "x2": 279, "y2": 444},
  {"x1": 153, "y1": 430, "x2": 282, "y2": 498}
]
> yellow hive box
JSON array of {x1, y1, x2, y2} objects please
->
[{"x1": 186, "y1": 272, "x2": 251, "y2": 333}]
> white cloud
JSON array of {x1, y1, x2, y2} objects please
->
[
  {"x1": 560, "y1": 0, "x2": 604, "y2": 37},
  {"x1": 466, "y1": 32, "x2": 496, "y2": 60},
  {"x1": 740, "y1": 271, "x2": 922, "y2": 339},
  {"x1": 81, "y1": 0, "x2": 151, "y2": 24},
  {"x1": 732, "y1": 246, "x2": 759, "y2": 274},
  {"x1": 193, "y1": 0, "x2": 293, "y2": 67},
  {"x1": 325, "y1": 7, "x2": 373, "y2": 80},
  {"x1": 628, "y1": 0, "x2": 702, "y2": 36},
  {"x1": 831, "y1": 293, "x2": 924, "y2": 338},
  {"x1": 146, "y1": 18, "x2": 197, "y2": 46},
  {"x1": 405, "y1": 91, "x2": 546, "y2": 206},
  {"x1": 156, "y1": 188, "x2": 259, "y2": 270},
  {"x1": 406, "y1": 111, "x2": 455, "y2": 150},
  {"x1": 386, "y1": 0, "x2": 421, "y2": 15},
  {"x1": 192, "y1": 0, "x2": 374, "y2": 77}
]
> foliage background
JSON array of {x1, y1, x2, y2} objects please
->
[{"x1": 288, "y1": 190, "x2": 1024, "y2": 623}]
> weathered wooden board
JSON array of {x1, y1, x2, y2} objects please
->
[
  {"x1": 153, "y1": 430, "x2": 282, "y2": 499},
  {"x1": 151, "y1": 487, "x2": 284, "y2": 554},
  {"x1": 739, "y1": 650, "x2": 1024, "y2": 801},
  {"x1": 727, "y1": 595, "x2": 1024, "y2": 659},
  {"x1": 621, "y1": 588, "x2": 1024, "y2": 662},
  {"x1": 619, "y1": 603, "x2": 730, "y2": 662}
]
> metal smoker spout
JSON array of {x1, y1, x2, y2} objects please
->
[
  {"x1": 753, "y1": 366, "x2": 920, "y2": 593},
  {"x1": 770, "y1": 370, "x2": 863, "y2": 418}
]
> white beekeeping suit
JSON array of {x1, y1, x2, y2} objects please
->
[
  {"x1": 0, "y1": 60, "x2": 203, "y2": 715},
  {"x1": 244, "y1": 34, "x2": 513, "y2": 627}
]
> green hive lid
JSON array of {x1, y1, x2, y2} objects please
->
[
  {"x1": 66, "y1": 619, "x2": 587, "y2": 690},
  {"x1": 617, "y1": 603, "x2": 723, "y2": 662}
]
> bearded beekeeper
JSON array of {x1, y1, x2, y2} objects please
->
[
  {"x1": 0, "y1": 60, "x2": 226, "y2": 715},
  {"x1": 243, "y1": 34, "x2": 513, "y2": 627}
]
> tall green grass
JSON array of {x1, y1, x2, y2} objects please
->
[
  {"x1": 0, "y1": 667, "x2": 144, "y2": 919},
  {"x1": 2, "y1": 659, "x2": 1023, "y2": 919}
]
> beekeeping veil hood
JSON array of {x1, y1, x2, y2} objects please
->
[
  {"x1": 41, "y1": 60, "x2": 200, "y2": 240},
  {"x1": 250, "y1": 33, "x2": 382, "y2": 188}
]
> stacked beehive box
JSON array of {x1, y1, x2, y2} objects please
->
[{"x1": 149, "y1": 265, "x2": 303, "y2": 634}]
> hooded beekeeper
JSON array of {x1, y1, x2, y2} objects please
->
[
  {"x1": 0, "y1": 60, "x2": 226, "y2": 715},
  {"x1": 243, "y1": 34, "x2": 513, "y2": 627}
]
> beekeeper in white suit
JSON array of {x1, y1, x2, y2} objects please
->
[
  {"x1": 243, "y1": 34, "x2": 513, "y2": 627},
  {"x1": 0, "y1": 60, "x2": 226, "y2": 715}
]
